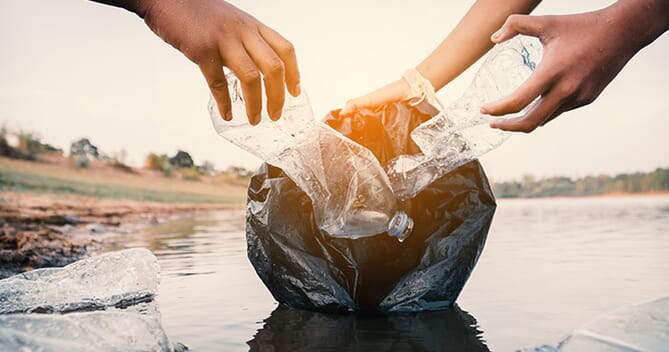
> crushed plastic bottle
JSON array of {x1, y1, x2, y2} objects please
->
[
  {"x1": 208, "y1": 71, "x2": 413, "y2": 241},
  {"x1": 387, "y1": 35, "x2": 543, "y2": 200},
  {"x1": 0, "y1": 248, "x2": 159, "y2": 314}
]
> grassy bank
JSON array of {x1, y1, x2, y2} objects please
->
[{"x1": 0, "y1": 157, "x2": 247, "y2": 204}]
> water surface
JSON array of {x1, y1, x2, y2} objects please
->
[{"x1": 104, "y1": 196, "x2": 669, "y2": 351}]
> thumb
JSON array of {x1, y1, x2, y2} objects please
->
[
  {"x1": 341, "y1": 80, "x2": 411, "y2": 116},
  {"x1": 491, "y1": 14, "x2": 545, "y2": 43}
]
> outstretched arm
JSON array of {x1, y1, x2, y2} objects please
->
[
  {"x1": 341, "y1": 0, "x2": 540, "y2": 114},
  {"x1": 90, "y1": 0, "x2": 301, "y2": 125},
  {"x1": 343, "y1": 0, "x2": 669, "y2": 135}
]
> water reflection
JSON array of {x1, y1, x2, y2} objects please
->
[
  {"x1": 248, "y1": 304, "x2": 490, "y2": 352},
  {"x1": 104, "y1": 211, "x2": 246, "y2": 278}
]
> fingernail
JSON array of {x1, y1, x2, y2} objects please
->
[
  {"x1": 251, "y1": 114, "x2": 261, "y2": 126},
  {"x1": 224, "y1": 111, "x2": 233, "y2": 121},
  {"x1": 480, "y1": 106, "x2": 489, "y2": 114},
  {"x1": 270, "y1": 110, "x2": 282, "y2": 121},
  {"x1": 491, "y1": 30, "x2": 501, "y2": 41},
  {"x1": 293, "y1": 83, "x2": 301, "y2": 96}
]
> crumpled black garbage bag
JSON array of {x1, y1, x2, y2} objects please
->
[{"x1": 246, "y1": 103, "x2": 496, "y2": 313}]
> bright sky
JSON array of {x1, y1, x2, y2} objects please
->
[{"x1": 1, "y1": 0, "x2": 667, "y2": 181}]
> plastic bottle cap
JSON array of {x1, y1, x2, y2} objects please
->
[{"x1": 387, "y1": 211, "x2": 414, "y2": 242}]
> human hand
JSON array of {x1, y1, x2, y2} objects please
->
[
  {"x1": 140, "y1": 0, "x2": 300, "y2": 125},
  {"x1": 340, "y1": 79, "x2": 413, "y2": 116},
  {"x1": 341, "y1": 68, "x2": 444, "y2": 116},
  {"x1": 482, "y1": 1, "x2": 669, "y2": 133}
]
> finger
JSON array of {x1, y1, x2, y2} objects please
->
[
  {"x1": 243, "y1": 34, "x2": 285, "y2": 121},
  {"x1": 540, "y1": 105, "x2": 567, "y2": 127},
  {"x1": 490, "y1": 91, "x2": 563, "y2": 133},
  {"x1": 199, "y1": 57, "x2": 232, "y2": 121},
  {"x1": 491, "y1": 14, "x2": 546, "y2": 43},
  {"x1": 222, "y1": 45, "x2": 262, "y2": 125},
  {"x1": 480, "y1": 67, "x2": 551, "y2": 116},
  {"x1": 258, "y1": 25, "x2": 301, "y2": 97},
  {"x1": 341, "y1": 80, "x2": 411, "y2": 116}
]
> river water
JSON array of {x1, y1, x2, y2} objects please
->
[{"x1": 103, "y1": 196, "x2": 669, "y2": 351}]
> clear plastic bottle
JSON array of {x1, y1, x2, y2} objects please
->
[
  {"x1": 208, "y1": 71, "x2": 413, "y2": 241},
  {"x1": 386, "y1": 35, "x2": 543, "y2": 200}
]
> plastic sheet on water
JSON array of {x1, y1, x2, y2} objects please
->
[
  {"x1": 0, "y1": 304, "x2": 170, "y2": 352},
  {"x1": 0, "y1": 248, "x2": 169, "y2": 352},
  {"x1": 559, "y1": 296, "x2": 669, "y2": 352},
  {"x1": 0, "y1": 248, "x2": 158, "y2": 314},
  {"x1": 519, "y1": 296, "x2": 669, "y2": 352},
  {"x1": 246, "y1": 102, "x2": 496, "y2": 313}
]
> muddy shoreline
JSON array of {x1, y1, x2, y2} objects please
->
[{"x1": 0, "y1": 192, "x2": 243, "y2": 279}]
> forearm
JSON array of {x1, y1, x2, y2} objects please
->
[
  {"x1": 88, "y1": 0, "x2": 154, "y2": 18},
  {"x1": 609, "y1": 0, "x2": 669, "y2": 52},
  {"x1": 417, "y1": 0, "x2": 540, "y2": 91}
]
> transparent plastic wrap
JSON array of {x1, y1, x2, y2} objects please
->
[
  {"x1": 0, "y1": 307, "x2": 170, "y2": 352},
  {"x1": 0, "y1": 249, "x2": 170, "y2": 351},
  {"x1": 388, "y1": 35, "x2": 543, "y2": 199},
  {"x1": 519, "y1": 296, "x2": 669, "y2": 352},
  {"x1": 558, "y1": 296, "x2": 669, "y2": 352},
  {"x1": 0, "y1": 248, "x2": 158, "y2": 314},
  {"x1": 209, "y1": 72, "x2": 412, "y2": 241}
]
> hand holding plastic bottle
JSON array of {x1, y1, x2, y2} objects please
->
[{"x1": 483, "y1": 0, "x2": 669, "y2": 132}]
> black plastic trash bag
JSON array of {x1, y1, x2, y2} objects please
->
[{"x1": 246, "y1": 103, "x2": 496, "y2": 313}]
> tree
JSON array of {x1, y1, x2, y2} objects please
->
[
  {"x1": 70, "y1": 138, "x2": 99, "y2": 159},
  {"x1": 144, "y1": 153, "x2": 167, "y2": 171},
  {"x1": 168, "y1": 150, "x2": 194, "y2": 168}
]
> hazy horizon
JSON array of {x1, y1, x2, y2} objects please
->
[{"x1": 1, "y1": 0, "x2": 667, "y2": 182}]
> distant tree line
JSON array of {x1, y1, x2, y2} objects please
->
[
  {"x1": 0, "y1": 128, "x2": 61, "y2": 161},
  {"x1": 144, "y1": 150, "x2": 209, "y2": 179},
  {"x1": 493, "y1": 168, "x2": 669, "y2": 198},
  {"x1": 7, "y1": 124, "x2": 663, "y2": 194},
  {"x1": 1, "y1": 125, "x2": 254, "y2": 183}
]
